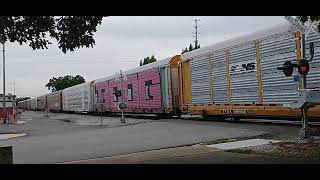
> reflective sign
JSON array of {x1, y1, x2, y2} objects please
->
[
  {"x1": 284, "y1": 16, "x2": 306, "y2": 34},
  {"x1": 293, "y1": 75, "x2": 300, "y2": 82}
]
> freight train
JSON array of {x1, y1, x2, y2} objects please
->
[
  {"x1": 17, "y1": 22, "x2": 320, "y2": 120},
  {"x1": 18, "y1": 56, "x2": 181, "y2": 117}
]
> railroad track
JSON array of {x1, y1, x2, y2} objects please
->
[
  {"x1": 94, "y1": 113, "x2": 320, "y2": 127},
  {"x1": 23, "y1": 110, "x2": 320, "y2": 127},
  {"x1": 232, "y1": 118, "x2": 320, "y2": 126}
]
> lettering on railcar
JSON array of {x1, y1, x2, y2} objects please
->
[
  {"x1": 221, "y1": 110, "x2": 247, "y2": 114},
  {"x1": 229, "y1": 60, "x2": 256, "y2": 76}
]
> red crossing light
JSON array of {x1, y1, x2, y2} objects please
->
[{"x1": 298, "y1": 59, "x2": 310, "y2": 76}]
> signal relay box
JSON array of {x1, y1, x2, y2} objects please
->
[{"x1": 291, "y1": 89, "x2": 320, "y2": 109}]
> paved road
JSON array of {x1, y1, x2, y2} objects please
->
[
  {"x1": 0, "y1": 111, "x2": 99, "y2": 136},
  {"x1": 65, "y1": 144, "x2": 320, "y2": 164},
  {"x1": 0, "y1": 111, "x2": 300, "y2": 164}
]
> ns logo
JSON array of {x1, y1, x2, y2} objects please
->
[
  {"x1": 241, "y1": 62, "x2": 255, "y2": 71},
  {"x1": 230, "y1": 61, "x2": 256, "y2": 74}
]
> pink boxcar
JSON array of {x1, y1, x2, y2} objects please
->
[{"x1": 94, "y1": 55, "x2": 181, "y2": 116}]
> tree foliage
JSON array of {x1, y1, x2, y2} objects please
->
[
  {"x1": 140, "y1": 55, "x2": 157, "y2": 66},
  {"x1": 16, "y1": 97, "x2": 30, "y2": 103},
  {"x1": 0, "y1": 16, "x2": 105, "y2": 53},
  {"x1": 45, "y1": 75, "x2": 85, "y2": 92},
  {"x1": 182, "y1": 43, "x2": 200, "y2": 54},
  {"x1": 298, "y1": 16, "x2": 320, "y2": 32}
]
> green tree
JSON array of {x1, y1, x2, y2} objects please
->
[
  {"x1": 140, "y1": 55, "x2": 157, "y2": 66},
  {"x1": 150, "y1": 55, "x2": 157, "y2": 63},
  {"x1": 182, "y1": 43, "x2": 200, "y2": 54},
  {"x1": 299, "y1": 16, "x2": 320, "y2": 32},
  {"x1": 143, "y1": 57, "x2": 150, "y2": 65},
  {"x1": 182, "y1": 47, "x2": 188, "y2": 54},
  {"x1": 188, "y1": 43, "x2": 194, "y2": 52},
  {"x1": 45, "y1": 75, "x2": 85, "y2": 92},
  {"x1": 0, "y1": 16, "x2": 105, "y2": 53}
]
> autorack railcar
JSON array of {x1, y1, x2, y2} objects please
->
[
  {"x1": 178, "y1": 22, "x2": 320, "y2": 119},
  {"x1": 94, "y1": 55, "x2": 181, "y2": 117}
]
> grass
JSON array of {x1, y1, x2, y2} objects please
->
[
  {"x1": 201, "y1": 133, "x2": 320, "y2": 161},
  {"x1": 276, "y1": 149, "x2": 320, "y2": 160},
  {"x1": 256, "y1": 150, "x2": 320, "y2": 160},
  {"x1": 226, "y1": 141, "x2": 320, "y2": 161},
  {"x1": 299, "y1": 150, "x2": 320, "y2": 160},
  {"x1": 275, "y1": 142, "x2": 320, "y2": 160},
  {"x1": 226, "y1": 148, "x2": 254, "y2": 154}
]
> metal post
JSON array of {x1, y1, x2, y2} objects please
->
[
  {"x1": 100, "y1": 110, "x2": 103, "y2": 127},
  {"x1": 120, "y1": 70, "x2": 125, "y2": 123},
  {"x1": 193, "y1": 19, "x2": 200, "y2": 48},
  {"x1": 300, "y1": 34, "x2": 310, "y2": 138},
  {"x1": 13, "y1": 81, "x2": 15, "y2": 96},
  {"x1": 121, "y1": 109, "x2": 124, "y2": 123},
  {"x1": 2, "y1": 43, "x2": 6, "y2": 124}
]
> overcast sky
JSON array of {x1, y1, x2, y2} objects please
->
[{"x1": 3, "y1": 16, "x2": 287, "y2": 98}]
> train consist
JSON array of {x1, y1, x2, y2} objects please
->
[
  {"x1": 17, "y1": 22, "x2": 320, "y2": 119},
  {"x1": 18, "y1": 55, "x2": 181, "y2": 117}
]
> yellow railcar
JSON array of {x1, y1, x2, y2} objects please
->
[{"x1": 178, "y1": 23, "x2": 320, "y2": 119}]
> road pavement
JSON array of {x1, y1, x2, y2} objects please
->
[
  {"x1": 0, "y1": 111, "x2": 301, "y2": 164},
  {"x1": 64, "y1": 144, "x2": 320, "y2": 164}
]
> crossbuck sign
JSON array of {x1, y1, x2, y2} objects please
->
[
  {"x1": 285, "y1": 16, "x2": 306, "y2": 34},
  {"x1": 285, "y1": 16, "x2": 320, "y2": 39}
]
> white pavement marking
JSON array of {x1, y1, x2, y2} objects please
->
[
  {"x1": 20, "y1": 118, "x2": 32, "y2": 121},
  {"x1": 0, "y1": 133, "x2": 27, "y2": 140},
  {"x1": 207, "y1": 139, "x2": 280, "y2": 150},
  {"x1": 16, "y1": 116, "x2": 32, "y2": 122},
  {"x1": 19, "y1": 117, "x2": 32, "y2": 120}
]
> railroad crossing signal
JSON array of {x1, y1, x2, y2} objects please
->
[
  {"x1": 280, "y1": 16, "x2": 317, "y2": 138},
  {"x1": 119, "y1": 102, "x2": 127, "y2": 110},
  {"x1": 113, "y1": 90, "x2": 121, "y2": 97},
  {"x1": 277, "y1": 42, "x2": 314, "y2": 77},
  {"x1": 277, "y1": 59, "x2": 310, "y2": 77},
  {"x1": 298, "y1": 59, "x2": 310, "y2": 76},
  {"x1": 277, "y1": 61, "x2": 294, "y2": 77}
]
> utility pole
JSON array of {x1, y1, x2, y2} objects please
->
[
  {"x1": 193, "y1": 18, "x2": 200, "y2": 49},
  {"x1": 2, "y1": 43, "x2": 6, "y2": 124},
  {"x1": 13, "y1": 81, "x2": 15, "y2": 96},
  {"x1": 300, "y1": 33, "x2": 309, "y2": 138},
  {"x1": 119, "y1": 70, "x2": 125, "y2": 123}
]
